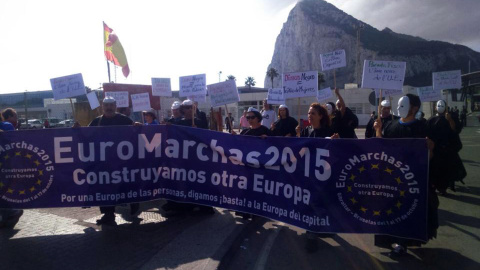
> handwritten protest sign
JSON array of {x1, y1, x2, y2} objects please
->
[
  {"x1": 316, "y1": 87, "x2": 333, "y2": 102},
  {"x1": 362, "y1": 60, "x2": 406, "y2": 90},
  {"x1": 282, "y1": 71, "x2": 318, "y2": 99},
  {"x1": 179, "y1": 74, "x2": 206, "y2": 97},
  {"x1": 416, "y1": 86, "x2": 442, "y2": 102},
  {"x1": 267, "y1": 88, "x2": 285, "y2": 105},
  {"x1": 50, "y1": 73, "x2": 86, "y2": 100},
  {"x1": 320, "y1": 50, "x2": 346, "y2": 71},
  {"x1": 374, "y1": 88, "x2": 403, "y2": 98},
  {"x1": 151, "y1": 78, "x2": 172, "y2": 97},
  {"x1": 207, "y1": 80, "x2": 239, "y2": 107},
  {"x1": 131, "y1": 93, "x2": 151, "y2": 112},
  {"x1": 105, "y1": 91, "x2": 129, "y2": 108},
  {"x1": 86, "y1": 92, "x2": 100, "y2": 110},
  {"x1": 433, "y1": 70, "x2": 462, "y2": 91}
]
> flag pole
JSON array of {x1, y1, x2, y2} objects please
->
[
  {"x1": 376, "y1": 89, "x2": 382, "y2": 137},
  {"x1": 107, "y1": 61, "x2": 111, "y2": 83}
]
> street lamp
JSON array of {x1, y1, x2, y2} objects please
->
[
  {"x1": 355, "y1": 23, "x2": 364, "y2": 86},
  {"x1": 219, "y1": 71, "x2": 222, "y2": 82}
]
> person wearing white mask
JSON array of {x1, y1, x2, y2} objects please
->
[
  {"x1": 365, "y1": 100, "x2": 399, "y2": 138},
  {"x1": 426, "y1": 100, "x2": 466, "y2": 195},
  {"x1": 373, "y1": 94, "x2": 437, "y2": 256}
]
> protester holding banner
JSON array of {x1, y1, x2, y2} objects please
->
[
  {"x1": 374, "y1": 94, "x2": 438, "y2": 255},
  {"x1": 232, "y1": 107, "x2": 270, "y2": 219},
  {"x1": 1, "y1": 108, "x2": 18, "y2": 130},
  {"x1": 232, "y1": 107, "x2": 271, "y2": 137},
  {"x1": 365, "y1": 100, "x2": 398, "y2": 138},
  {"x1": 426, "y1": 100, "x2": 466, "y2": 195},
  {"x1": 296, "y1": 103, "x2": 336, "y2": 139},
  {"x1": 331, "y1": 88, "x2": 358, "y2": 138},
  {"x1": 86, "y1": 96, "x2": 140, "y2": 226},
  {"x1": 271, "y1": 105, "x2": 298, "y2": 137},
  {"x1": 172, "y1": 99, "x2": 215, "y2": 215},
  {"x1": 166, "y1": 101, "x2": 182, "y2": 124},
  {"x1": 294, "y1": 102, "x2": 337, "y2": 251},
  {"x1": 142, "y1": 109, "x2": 159, "y2": 125},
  {"x1": 178, "y1": 100, "x2": 204, "y2": 128},
  {"x1": 260, "y1": 99, "x2": 275, "y2": 129},
  {"x1": 0, "y1": 110, "x2": 23, "y2": 228}
]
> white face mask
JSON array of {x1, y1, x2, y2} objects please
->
[
  {"x1": 326, "y1": 104, "x2": 333, "y2": 115},
  {"x1": 397, "y1": 96, "x2": 410, "y2": 119},
  {"x1": 436, "y1": 100, "x2": 446, "y2": 114}
]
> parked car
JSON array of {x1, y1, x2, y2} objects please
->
[
  {"x1": 27, "y1": 119, "x2": 43, "y2": 129},
  {"x1": 57, "y1": 119, "x2": 75, "y2": 128},
  {"x1": 43, "y1": 118, "x2": 61, "y2": 128}
]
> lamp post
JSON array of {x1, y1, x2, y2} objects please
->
[
  {"x1": 218, "y1": 71, "x2": 222, "y2": 82},
  {"x1": 355, "y1": 23, "x2": 364, "y2": 86}
]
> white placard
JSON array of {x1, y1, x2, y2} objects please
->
[
  {"x1": 267, "y1": 88, "x2": 285, "y2": 105},
  {"x1": 433, "y1": 70, "x2": 462, "y2": 91},
  {"x1": 316, "y1": 87, "x2": 333, "y2": 102},
  {"x1": 374, "y1": 88, "x2": 404, "y2": 98},
  {"x1": 50, "y1": 73, "x2": 86, "y2": 100},
  {"x1": 179, "y1": 74, "x2": 206, "y2": 97},
  {"x1": 361, "y1": 60, "x2": 406, "y2": 90},
  {"x1": 282, "y1": 70, "x2": 318, "y2": 99},
  {"x1": 105, "y1": 91, "x2": 129, "y2": 108},
  {"x1": 416, "y1": 86, "x2": 442, "y2": 102},
  {"x1": 320, "y1": 49, "x2": 346, "y2": 71},
  {"x1": 207, "y1": 79, "x2": 239, "y2": 107},
  {"x1": 151, "y1": 78, "x2": 172, "y2": 97},
  {"x1": 131, "y1": 93, "x2": 151, "y2": 112},
  {"x1": 86, "y1": 92, "x2": 100, "y2": 110}
]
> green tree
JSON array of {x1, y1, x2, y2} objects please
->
[
  {"x1": 266, "y1": 67, "x2": 279, "y2": 88},
  {"x1": 226, "y1": 75, "x2": 236, "y2": 81},
  {"x1": 245, "y1": 77, "x2": 256, "y2": 89},
  {"x1": 318, "y1": 72, "x2": 326, "y2": 88}
]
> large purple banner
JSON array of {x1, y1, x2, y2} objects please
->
[{"x1": 0, "y1": 125, "x2": 429, "y2": 240}]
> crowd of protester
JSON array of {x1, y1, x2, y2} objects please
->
[{"x1": 0, "y1": 90, "x2": 469, "y2": 256}]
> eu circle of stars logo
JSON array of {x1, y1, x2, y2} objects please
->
[
  {"x1": 336, "y1": 155, "x2": 419, "y2": 226},
  {"x1": 0, "y1": 147, "x2": 54, "y2": 204}
]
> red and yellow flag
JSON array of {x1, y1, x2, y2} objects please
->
[{"x1": 103, "y1": 22, "x2": 130, "y2": 78}]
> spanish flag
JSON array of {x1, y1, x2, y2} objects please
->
[{"x1": 103, "y1": 22, "x2": 130, "y2": 78}]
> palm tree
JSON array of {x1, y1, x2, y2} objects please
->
[
  {"x1": 266, "y1": 67, "x2": 279, "y2": 88},
  {"x1": 318, "y1": 72, "x2": 326, "y2": 88},
  {"x1": 245, "y1": 77, "x2": 256, "y2": 89},
  {"x1": 226, "y1": 75, "x2": 236, "y2": 81}
]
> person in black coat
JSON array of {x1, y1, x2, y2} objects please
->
[
  {"x1": 374, "y1": 94, "x2": 437, "y2": 256},
  {"x1": 365, "y1": 100, "x2": 399, "y2": 138},
  {"x1": 331, "y1": 88, "x2": 358, "y2": 138},
  {"x1": 426, "y1": 100, "x2": 466, "y2": 195},
  {"x1": 271, "y1": 104, "x2": 298, "y2": 137}
]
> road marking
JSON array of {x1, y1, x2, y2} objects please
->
[{"x1": 253, "y1": 222, "x2": 284, "y2": 270}]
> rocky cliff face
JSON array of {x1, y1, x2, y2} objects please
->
[{"x1": 265, "y1": 0, "x2": 480, "y2": 88}]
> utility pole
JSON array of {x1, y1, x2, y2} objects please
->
[{"x1": 355, "y1": 23, "x2": 364, "y2": 86}]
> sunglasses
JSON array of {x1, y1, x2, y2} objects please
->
[{"x1": 246, "y1": 116, "x2": 256, "y2": 120}]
